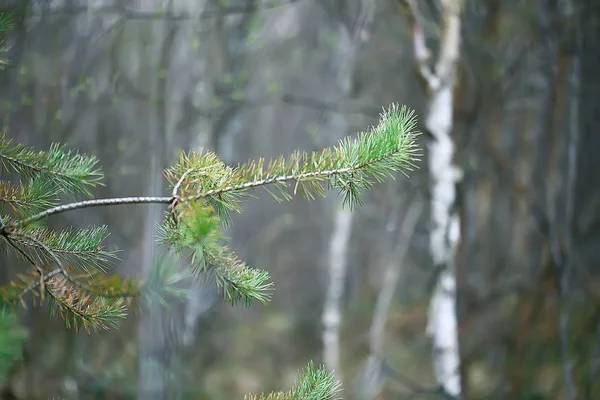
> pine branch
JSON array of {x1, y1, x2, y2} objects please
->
[
  {"x1": 0, "y1": 135, "x2": 104, "y2": 198},
  {"x1": 209, "y1": 245, "x2": 273, "y2": 306},
  {"x1": 0, "y1": 258, "x2": 134, "y2": 331},
  {"x1": 5, "y1": 104, "x2": 418, "y2": 231},
  {"x1": 11, "y1": 196, "x2": 172, "y2": 228},
  {"x1": 46, "y1": 273, "x2": 128, "y2": 332},
  {"x1": 245, "y1": 361, "x2": 342, "y2": 400},
  {"x1": 1, "y1": 230, "x2": 132, "y2": 330},
  {"x1": 11, "y1": 225, "x2": 119, "y2": 274},
  {"x1": 0, "y1": 179, "x2": 58, "y2": 216},
  {"x1": 167, "y1": 104, "x2": 420, "y2": 211},
  {"x1": 158, "y1": 202, "x2": 272, "y2": 306}
]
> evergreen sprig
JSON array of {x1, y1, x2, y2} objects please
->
[
  {"x1": 209, "y1": 244, "x2": 273, "y2": 306},
  {"x1": 166, "y1": 104, "x2": 420, "y2": 212},
  {"x1": 10, "y1": 225, "x2": 118, "y2": 274},
  {"x1": 0, "y1": 255, "x2": 136, "y2": 331},
  {"x1": 0, "y1": 135, "x2": 104, "y2": 198},
  {"x1": 0, "y1": 179, "x2": 57, "y2": 216},
  {"x1": 45, "y1": 273, "x2": 128, "y2": 331},
  {"x1": 245, "y1": 361, "x2": 342, "y2": 400},
  {"x1": 157, "y1": 104, "x2": 419, "y2": 305},
  {"x1": 158, "y1": 201, "x2": 273, "y2": 306}
]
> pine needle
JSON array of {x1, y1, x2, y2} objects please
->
[
  {"x1": 166, "y1": 104, "x2": 420, "y2": 212},
  {"x1": 12, "y1": 225, "x2": 118, "y2": 274},
  {"x1": 245, "y1": 362, "x2": 342, "y2": 400},
  {"x1": 0, "y1": 135, "x2": 104, "y2": 198},
  {"x1": 0, "y1": 179, "x2": 58, "y2": 215}
]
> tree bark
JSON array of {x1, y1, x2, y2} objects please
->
[{"x1": 405, "y1": 0, "x2": 465, "y2": 396}]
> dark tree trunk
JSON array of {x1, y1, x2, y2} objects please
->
[{"x1": 574, "y1": 1, "x2": 600, "y2": 280}]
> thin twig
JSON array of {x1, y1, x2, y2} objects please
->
[
  {"x1": 18, "y1": 269, "x2": 63, "y2": 302},
  {"x1": 5, "y1": 230, "x2": 138, "y2": 301},
  {"x1": 10, "y1": 196, "x2": 172, "y2": 228},
  {"x1": 402, "y1": 0, "x2": 440, "y2": 91},
  {"x1": 6, "y1": 150, "x2": 409, "y2": 229},
  {"x1": 172, "y1": 168, "x2": 193, "y2": 198},
  {"x1": 187, "y1": 146, "x2": 417, "y2": 203},
  {"x1": 14, "y1": 232, "x2": 70, "y2": 277},
  {"x1": 4, "y1": 235, "x2": 47, "y2": 299}
]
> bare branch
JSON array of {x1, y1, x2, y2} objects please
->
[
  {"x1": 7, "y1": 196, "x2": 172, "y2": 229},
  {"x1": 402, "y1": 0, "x2": 439, "y2": 91}
]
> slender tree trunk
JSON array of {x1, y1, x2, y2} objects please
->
[
  {"x1": 320, "y1": 0, "x2": 374, "y2": 382},
  {"x1": 576, "y1": 0, "x2": 600, "y2": 395},
  {"x1": 137, "y1": 3, "x2": 172, "y2": 398},
  {"x1": 405, "y1": 0, "x2": 465, "y2": 396}
]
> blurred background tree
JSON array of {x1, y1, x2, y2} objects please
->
[{"x1": 0, "y1": 0, "x2": 598, "y2": 399}]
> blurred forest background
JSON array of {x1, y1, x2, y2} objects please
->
[{"x1": 0, "y1": 0, "x2": 599, "y2": 399}]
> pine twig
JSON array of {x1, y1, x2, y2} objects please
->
[{"x1": 7, "y1": 196, "x2": 172, "y2": 229}]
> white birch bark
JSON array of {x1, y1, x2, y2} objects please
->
[
  {"x1": 320, "y1": 6, "x2": 353, "y2": 383},
  {"x1": 405, "y1": 0, "x2": 464, "y2": 396},
  {"x1": 321, "y1": 0, "x2": 374, "y2": 381}
]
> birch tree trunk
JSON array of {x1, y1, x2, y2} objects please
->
[
  {"x1": 405, "y1": 0, "x2": 464, "y2": 396},
  {"x1": 321, "y1": 0, "x2": 372, "y2": 383}
]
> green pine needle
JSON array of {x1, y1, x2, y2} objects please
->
[
  {"x1": 245, "y1": 361, "x2": 342, "y2": 400},
  {"x1": 209, "y1": 245, "x2": 273, "y2": 306},
  {"x1": 48, "y1": 294, "x2": 128, "y2": 332},
  {"x1": 0, "y1": 178, "x2": 59, "y2": 216},
  {"x1": 0, "y1": 12, "x2": 13, "y2": 34},
  {"x1": 290, "y1": 361, "x2": 343, "y2": 400},
  {"x1": 164, "y1": 151, "x2": 243, "y2": 227},
  {"x1": 11, "y1": 225, "x2": 118, "y2": 274},
  {"x1": 46, "y1": 273, "x2": 128, "y2": 332},
  {"x1": 159, "y1": 104, "x2": 419, "y2": 308},
  {"x1": 158, "y1": 202, "x2": 272, "y2": 306},
  {"x1": 167, "y1": 104, "x2": 420, "y2": 212},
  {"x1": 0, "y1": 135, "x2": 104, "y2": 198}
]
